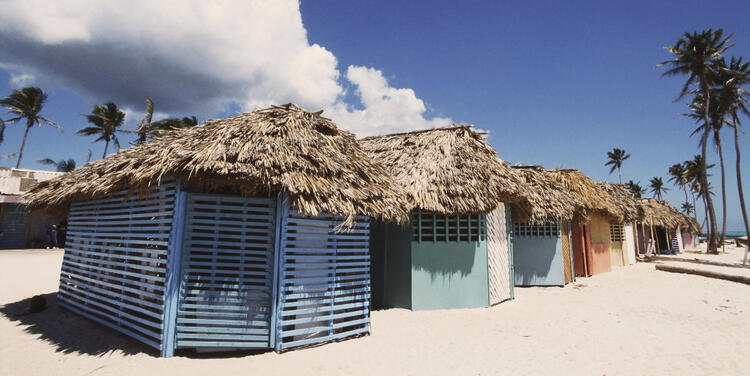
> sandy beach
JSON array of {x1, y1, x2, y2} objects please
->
[{"x1": 1, "y1": 247, "x2": 748, "y2": 376}]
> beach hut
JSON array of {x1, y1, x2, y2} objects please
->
[
  {"x1": 680, "y1": 215, "x2": 700, "y2": 249},
  {"x1": 547, "y1": 169, "x2": 623, "y2": 277},
  {"x1": 24, "y1": 104, "x2": 408, "y2": 357},
  {"x1": 636, "y1": 199, "x2": 697, "y2": 254},
  {"x1": 360, "y1": 126, "x2": 527, "y2": 310},
  {"x1": 597, "y1": 182, "x2": 644, "y2": 266},
  {"x1": 508, "y1": 166, "x2": 580, "y2": 286}
]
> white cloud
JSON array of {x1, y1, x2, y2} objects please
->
[
  {"x1": 327, "y1": 66, "x2": 451, "y2": 135},
  {"x1": 8, "y1": 72, "x2": 35, "y2": 88},
  {"x1": 0, "y1": 0, "x2": 449, "y2": 136}
]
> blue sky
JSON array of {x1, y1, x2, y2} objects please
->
[{"x1": 0, "y1": 0, "x2": 749, "y2": 230}]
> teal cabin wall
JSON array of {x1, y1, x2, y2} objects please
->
[
  {"x1": 513, "y1": 234, "x2": 565, "y2": 286},
  {"x1": 369, "y1": 221, "x2": 412, "y2": 309},
  {"x1": 410, "y1": 239, "x2": 489, "y2": 310}
]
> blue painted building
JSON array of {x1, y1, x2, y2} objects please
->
[{"x1": 24, "y1": 104, "x2": 407, "y2": 356}]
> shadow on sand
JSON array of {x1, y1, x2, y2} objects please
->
[{"x1": 0, "y1": 292, "x2": 156, "y2": 357}]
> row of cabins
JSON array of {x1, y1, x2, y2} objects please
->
[{"x1": 23, "y1": 104, "x2": 698, "y2": 357}]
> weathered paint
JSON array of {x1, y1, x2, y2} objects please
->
[
  {"x1": 624, "y1": 223, "x2": 637, "y2": 265},
  {"x1": 681, "y1": 231, "x2": 696, "y2": 249},
  {"x1": 487, "y1": 204, "x2": 511, "y2": 305},
  {"x1": 513, "y1": 230, "x2": 564, "y2": 286},
  {"x1": 411, "y1": 240, "x2": 489, "y2": 310},
  {"x1": 588, "y1": 214, "x2": 612, "y2": 275},
  {"x1": 0, "y1": 203, "x2": 28, "y2": 248},
  {"x1": 572, "y1": 224, "x2": 592, "y2": 277}
]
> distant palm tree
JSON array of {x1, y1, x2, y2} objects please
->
[
  {"x1": 38, "y1": 158, "x2": 76, "y2": 172},
  {"x1": 0, "y1": 87, "x2": 60, "y2": 168},
  {"x1": 135, "y1": 96, "x2": 154, "y2": 144},
  {"x1": 626, "y1": 180, "x2": 645, "y2": 198},
  {"x1": 78, "y1": 102, "x2": 125, "y2": 158},
  {"x1": 605, "y1": 148, "x2": 630, "y2": 184},
  {"x1": 150, "y1": 116, "x2": 199, "y2": 138},
  {"x1": 649, "y1": 177, "x2": 669, "y2": 200},
  {"x1": 659, "y1": 28, "x2": 733, "y2": 253},
  {"x1": 681, "y1": 202, "x2": 694, "y2": 216},
  {"x1": 715, "y1": 56, "x2": 750, "y2": 262},
  {"x1": 667, "y1": 163, "x2": 690, "y2": 203}
]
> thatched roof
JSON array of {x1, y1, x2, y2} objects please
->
[
  {"x1": 359, "y1": 125, "x2": 528, "y2": 215},
  {"x1": 25, "y1": 103, "x2": 408, "y2": 224},
  {"x1": 639, "y1": 198, "x2": 697, "y2": 232},
  {"x1": 509, "y1": 165, "x2": 580, "y2": 223},
  {"x1": 597, "y1": 182, "x2": 643, "y2": 223},
  {"x1": 546, "y1": 169, "x2": 623, "y2": 222}
]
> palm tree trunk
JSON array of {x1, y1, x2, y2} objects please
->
[
  {"x1": 732, "y1": 115, "x2": 750, "y2": 265},
  {"x1": 15, "y1": 119, "x2": 33, "y2": 169},
  {"x1": 102, "y1": 140, "x2": 109, "y2": 159},
  {"x1": 716, "y1": 138, "x2": 727, "y2": 252},
  {"x1": 700, "y1": 82, "x2": 719, "y2": 253},
  {"x1": 618, "y1": 168, "x2": 622, "y2": 184}
]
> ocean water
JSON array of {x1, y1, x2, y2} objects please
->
[{"x1": 700, "y1": 231, "x2": 747, "y2": 237}]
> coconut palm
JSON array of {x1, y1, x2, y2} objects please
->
[
  {"x1": 667, "y1": 163, "x2": 690, "y2": 203},
  {"x1": 78, "y1": 102, "x2": 125, "y2": 158},
  {"x1": 715, "y1": 56, "x2": 750, "y2": 262},
  {"x1": 0, "y1": 87, "x2": 61, "y2": 168},
  {"x1": 626, "y1": 180, "x2": 645, "y2": 198},
  {"x1": 659, "y1": 28, "x2": 733, "y2": 253},
  {"x1": 149, "y1": 116, "x2": 199, "y2": 138},
  {"x1": 605, "y1": 148, "x2": 630, "y2": 184},
  {"x1": 134, "y1": 96, "x2": 154, "y2": 144},
  {"x1": 685, "y1": 93, "x2": 730, "y2": 248},
  {"x1": 681, "y1": 202, "x2": 694, "y2": 216},
  {"x1": 38, "y1": 158, "x2": 76, "y2": 172},
  {"x1": 649, "y1": 177, "x2": 669, "y2": 200}
]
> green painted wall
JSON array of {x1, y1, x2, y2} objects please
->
[
  {"x1": 410, "y1": 240, "x2": 489, "y2": 310},
  {"x1": 369, "y1": 222, "x2": 412, "y2": 309}
]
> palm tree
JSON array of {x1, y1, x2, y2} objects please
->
[
  {"x1": 681, "y1": 202, "x2": 695, "y2": 216},
  {"x1": 659, "y1": 28, "x2": 733, "y2": 253},
  {"x1": 150, "y1": 116, "x2": 199, "y2": 138},
  {"x1": 605, "y1": 148, "x2": 630, "y2": 184},
  {"x1": 649, "y1": 177, "x2": 669, "y2": 200},
  {"x1": 715, "y1": 56, "x2": 750, "y2": 262},
  {"x1": 78, "y1": 102, "x2": 125, "y2": 158},
  {"x1": 0, "y1": 87, "x2": 60, "y2": 168},
  {"x1": 135, "y1": 96, "x2": 154, "y2": 144},
  {"x1": 626, "y1": 180, "x2": 645, "y2": 198},
  {"x1": 667, "y1": 163, "x2": 690, "y2": 203},
  {"x1": 685, "y1": 155, "x2": 715, "y2": 231},
  {"x1": 0, "y1": 118, "x2": 5, "y2": 145},
  {"x1": 685, "y1": 93, "x2": 730, "y2": 248},
  {"x1": 38, "y1": 158, "x2": 76, "y2": 172}
]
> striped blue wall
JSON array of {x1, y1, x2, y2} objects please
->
[{"x1": 59, "y1": 181, "x2": 177, "y2": 350}]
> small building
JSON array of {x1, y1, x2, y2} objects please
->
[
  {"x1": 360, "y1": 126, "x2": 528, "y2": 310},
  {"x1": 598, "y1": 182, "x2": 644, "y2": 266},
  {"x1": 547, "y1": 169, "x2": 623, "y2": 277},
  {"x1": 509, "y1": 166, "x2": 581, "y2": 286},
  {"x1": 635, "y1": 199, "x2": 697, "y2": 255},
  {"x1": 0, "y1": 167, "x2": 65, "y2": 248},
  {"x1": 25, "y1": 104, "x2": 408, "y2": 357}
]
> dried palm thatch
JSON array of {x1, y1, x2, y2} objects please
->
[
  {"x1": 639, "y1": 198, "x2": 697, "y2": 231},
  {"x1": 546, "y1": 169, "x2": 623, "y2": 222},
  {"x1": 597, "y1": 182, "x2": 643, "y2": 223},
  {"x1": 509, "y1": 165, "x2": 580, "y2": 223},
  {"x1": 359, "y1": 125, "x2": 529, "y2": 215},
  {"x1": 25, "y1": 103, "x2": 409, "y2": 224}
]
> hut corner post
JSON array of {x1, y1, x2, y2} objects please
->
[
  {"x1": 505, "y1": 205, "x2": 515, "y2": 300},
  {"x1": 567, "y1": 221, "x2": 575, "y2": 282},
  {"x1": 161, "y1": 182, "x2": 188, "y2": 357},
  {"x1": 271, "y1": 193, "x2": 288, "y2": 352}
]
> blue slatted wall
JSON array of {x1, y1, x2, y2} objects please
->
[
  {"x1": 275, "y1": 210, "x2": 371, "y2": 350},
  {"x1": 175, "y1": 194, "x2": 276, "y2": 349},
  {"x1": 59, "y1": 182, "x2": 177, "y2": 350}
]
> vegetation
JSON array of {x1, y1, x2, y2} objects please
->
[
  {"x1": 605, "y1": 148, "x2": 630, "y2": 184},
  {"x1": 626, "y1": 180, "x2": 645, "y2": 198},
  {"x1": 78, "y1": 102, "x2": 125, "y2": 158},
  {"x1": 0, "y1": 87, "x2": 60, "y2": 168},
  {"x1": 38, "y1": 158, "x2": 76, "y2": 172},
  {"x1": 681, "y1": 201, "x2": 694, "y2": 216},
  {"x1": 649, "y1": 177, "x2": 669, "y2": 200}
]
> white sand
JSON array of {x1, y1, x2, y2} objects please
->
[{"x1": 1, "y1": 248, "x2": 749, "y2": 376}]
